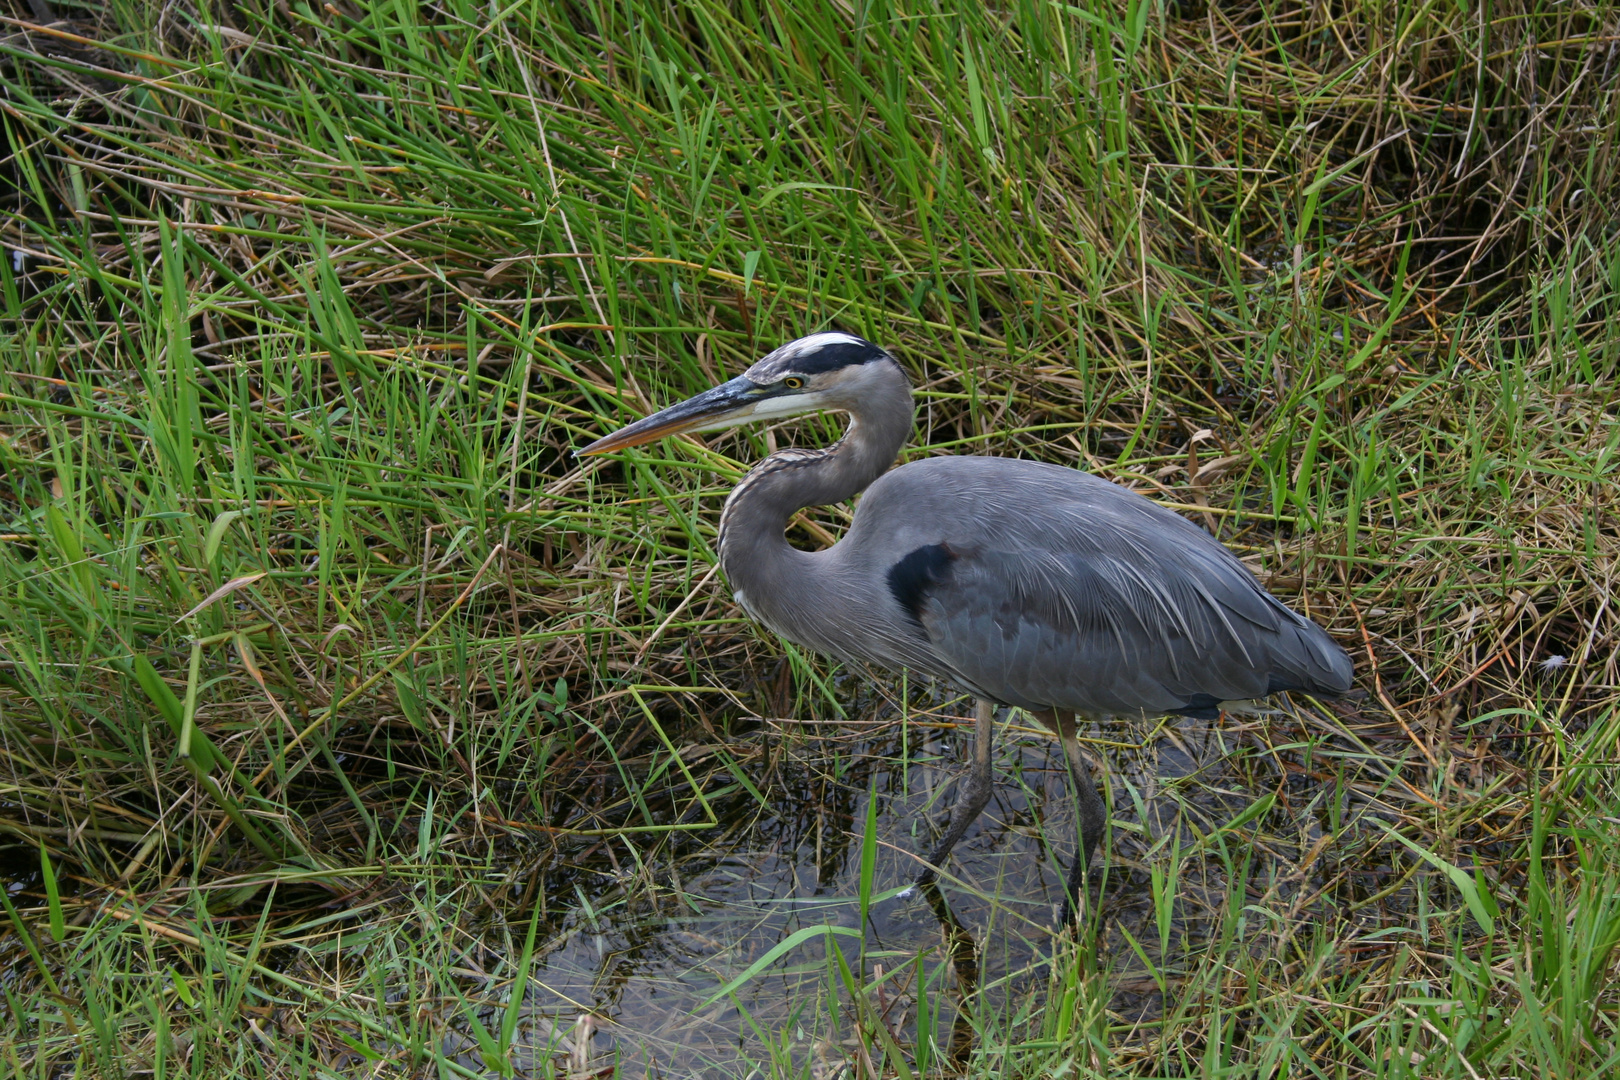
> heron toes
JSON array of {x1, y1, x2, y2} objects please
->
[
  {"x1": 1057, "y1": 858, "x2": 1103, "y2": 928},
  {"x1": 920, "y1": 775, "x2": 993, "y2": 871}
]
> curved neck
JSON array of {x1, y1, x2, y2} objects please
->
[{"x1": 717, "y1": 362, "x2": 912, "y2": 575}]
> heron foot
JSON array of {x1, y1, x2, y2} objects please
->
[
  {"x1": 1053, "y1": 834, "x2": 1105, "y2": 927},
  {"x1": 920, "y1": 766, "x2": 993, "y2": 878},
  {"x1": 1056, "y1": 862, "x2": 1093, "y2": 927},
  {"x1": 914, "y1": 699, "x2": 997, "y2": 887}
]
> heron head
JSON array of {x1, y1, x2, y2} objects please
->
[{"x1": 577, "y1": 332, "x2": 900, "y2": 455}]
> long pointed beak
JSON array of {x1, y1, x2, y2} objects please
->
[{"x1": 576, "y1": 376, "x2": 761, "y2": 456}]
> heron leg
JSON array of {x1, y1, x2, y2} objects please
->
[
  {"x1": 914, "y1": 698, "x2": 996, "y2": 888},
  {"x1": 1056, "y1": 712, "x2": 1107, "y2": 926}
]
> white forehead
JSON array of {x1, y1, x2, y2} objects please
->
[{"x1": 774, "y1": 332, "x2": 866, "y2": 358}]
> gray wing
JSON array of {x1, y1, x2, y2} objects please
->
[{"x1": 851, "y1": 458, "x2": 1353, "y2": 717}]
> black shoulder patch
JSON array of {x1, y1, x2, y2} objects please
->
[
  {"x1": 1169, "y1": 693, "x2": 1223, "y2": 720},
  {"x1": 793, "y1": 338, "x2": 888, "y2": 374},
  {"x1": 887, "y1": 543, "x2": 954, "y2": 624}
]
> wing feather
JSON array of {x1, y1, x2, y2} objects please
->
[{"x1": 843, "y1": 457, "x2": 1352, "y2": 716}]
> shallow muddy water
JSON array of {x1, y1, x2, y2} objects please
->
[{"x1": 441, "y1": 701, "x2": 1296, "y2": 1076}]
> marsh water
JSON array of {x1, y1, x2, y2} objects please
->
[{"x1": 437, "y1": 697, "x2": 1313, "y2": 1076}]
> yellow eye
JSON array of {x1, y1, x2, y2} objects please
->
[{"x1": 783, "y1": 377, "x2": 805, "y2": 390}]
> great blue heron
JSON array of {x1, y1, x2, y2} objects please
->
[{"x1": 580, "y1": 333, "x2": 1353, "y2": 921}]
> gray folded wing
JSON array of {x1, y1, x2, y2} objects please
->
[{"x1": 863, "y1": 460, "x2": 1353, "y2": 717}]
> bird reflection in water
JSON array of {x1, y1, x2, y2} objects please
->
[{"x1": 916, "y1": 878, "x2": 982, "y2": 1071}]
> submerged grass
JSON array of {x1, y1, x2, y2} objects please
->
[{"x1": 1, "y1": 0, "x2": 1618, "y2": 1074}]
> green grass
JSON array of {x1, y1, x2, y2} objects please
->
[{"x1": 2, "y1": 0, "x2": 1619, "y2": 1075}]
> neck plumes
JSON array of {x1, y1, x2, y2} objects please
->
[{"x1": 716, "y1": 364, "x2": 912, "y2": 581}]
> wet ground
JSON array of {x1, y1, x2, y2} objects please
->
[
  {"x1": 441, "y1": 699, "x2": 1296, "y2": 1076},
  {"x1": 0, "y1": 681, "x2": 1417, "y2": 1076}
]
